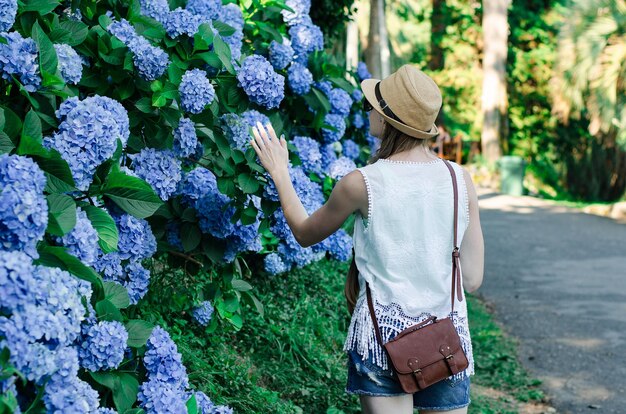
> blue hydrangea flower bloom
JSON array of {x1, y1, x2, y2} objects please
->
[
  {"x1": 123, "y1": 261, "x2": 151, "y2": 304},
  {"x1": 143, "y1": 326, "x2": 189, "y2": 389},
  {"x1": 44, "y1": 95, "x2": 130, "y2": 190},
  {"x1": 326, "y1": 228, "x2": 353, "y2": 261},
  {"x1": 213, "y1": 406, "x2": 235, "y2": 414},
  {"x1": 44, "y1": 376, "x2": 100, "y2": 413},
  {"x1": 264, "y1": 252, "x2": 289, "y2": 275},
  {"x1": 281, "y1": 0, "x2": 311, "y2": 26},
  {"x1": 287, "y1": 62, "x2": 313, "y2": 95},
  {"x1": 357, "y1": 61, "x2": 372, "y2": 81},
  {"x1": 219, "y1": 3, "x2": 243, "y2": 30},
  {"x1": 166, "y1": 222, "x2": 184, "y2": 250},
  {"x1": 314, "y1": 80, "x2": 333, "y2": 96},
  {"x1": 138, "y1": 0, "x2": 170, "y2": 22},
  {"x1": 194, "y1": 391, "x2": 216, "y2": 414},
  {"x1": 130, "y1": 148, "x2": 182, "y2": 200},
  {"x1": 108, "y1": 19, "x2": 170, "y2": 81},
  {"x1": 138, "y1": 377, "x2": 188, "y2": 414},
  {"x1": 291, "y1": 135, "x2": 323, "y2": 175},
  {"x1": 178, "y1": 167, "x2": 217, "y2": 204},
  {"x1": 367, "y1": 133, "x2": 381, "y2": 154},
  {"x1": 277, "y1": 239, "x2": 319, "y2": 269},
  {"x1": 329, "y1": 156, "x2": 357, "y2": 180},
  {"x1": 352, "y1": 112, "x2": 365, "y2": 129},
  {"x1": 320, "y1": 143, "x2": 337, "y2": 171},
  {"x1": 195, "y1": 192, "x2": 235, "y2": 239},
  {"x1": 341, "y1": 139, "x2": 360, "y2": 160},
  {"x1": 49, "y1": 346, "x2": 79, "y2": 384},
  {"x1": 57, "y1": 207, "x2": 99, "y2": 266},
  {"x1": 114, "y1": 213, "x2": 157, "y2": 261},
  {"x1": 236, "y1": 55, "x2": 285, "y2": 109},
  {"x1": 288, "y1": 17, "x2": 324, "y2": 64},
  {"x1": 220, "y1": 113, "x2": 249, "y2": 151},
  {"x1": 165, "y1": 8, "x2": 205, "y2": 38},
  {"x1": 187, "y1": 0, "x2": 222, "y2": 20},
  {"x1": 0, "y1": 154, "x2": 48, "y2": 258},
  {"x1": 53, "y1": 44, "x2": 82, "y2": 84},
  {"x1": 352, "y1": 89, "x2": 363, "y2": 101},
  {"x1": 268, "y1": 40, "x2": 294, "y2": 70},
  {"x1": 0, "y1": 0, "x2": 17, "y2": 32},
  {"x1": 97, "y1": 408, "x2": 119, "y2": 414},
  {"x1": 93, "y1": 251, "x2": 124, "y2": 280},
  {"x1": 0, "y1": 31, "x2": 41, "y2": 91},
  {"x1": 179, "y1": 68, "x2": 215, "y2": 114},
  {"x1": 192, "y1": 301, "x2": 214, "y2": 326},
  {"x1": 223, "y1": 217, "x2": 262, "y2": 262},
  {"x1": 173, "y1": 117, "x2": 198, "y2": 158},
  {"x1": 328, "y1": 88, "x2": 353, "y2": 117},
  {"x1": 321, "y1": 113, "x2": 346, "y2": 143},
  {"x1": 78, "y1": 321, "x2": 128, "y2": 371}
]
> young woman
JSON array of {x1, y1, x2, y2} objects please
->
[{"x1": 250, "y1": 64, "x2": 485, "y2": 414}]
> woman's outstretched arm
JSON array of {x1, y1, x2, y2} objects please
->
[{"x1": 250, "y1": 122, "x2": 367, "y2": 248}]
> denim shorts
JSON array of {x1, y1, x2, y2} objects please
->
[{"x1": 345, "y1": 349, "x2": 471, "y2": 410}]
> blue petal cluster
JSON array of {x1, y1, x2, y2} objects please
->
[
  {"x1": 221, "y1": 109, "x2": 269, "y2": 151},
  {"x1": 186, "y1": 0, "x2": 222, "y2": 20},
  {"x1": 367, "y1": 133, "x2": 381, "y2": 154},
  {"x1": 179, "y1": 68, "x2": 216, "y2": 114},
  {"x1": 341, "y1": 139, "x2": 360, "y2": 160},
  {"x1": 44, "y1": 376, "x2": 100, "y2": 413},
  {"x1": 0, "y1": 0, "x2": 17, "y2": 32},
  {"x1": 44, "y1": 95, "x2": 130, "y2": 190},
  {"x1": 281, "y1": 0, "x2": 311, "y2": 26},
  {"x1": 219, "y1": 4, "x2": 244, "y2": 61},
  {"x1": 0, "y1": 251, "x2": 91, "y2": 387},
  {"x1": 236, "y1": 55, "x2": 285, "y2": 109},
  {"x1": 178, "y1": 167, "x2": 218, "y2": 204},
  {"x1": 326, "y1": 229, "x2": 353, "y2": 261},
  {"x1": 287, "y1": 62, "x2": 313, "y2": 95},
  {"x1": 328, "y1": 88, "x2": 353, "y2": 117},
  {"x1": 139, "y1": 326, "x2": 190, "y2": 413},
  {"x1": 108, "y1": 19, "x2": 170, "y2": 81},
  {"x1": 165, "y1": 8, "x2": 204, "y2": 38},
  {"x1": 54, "y1": 44, "x2": 83, "y2": 84},
  {"x1": 291, "y1": 135, "x2": 323, "y2": 175},
  {"x1": 288, "y1": 17, "x2": 324, "y2": 64},
  {"x1": 352, "y1": 89, "x2": 363, "y2": 102},
  {"x1": 57, "y1": 207, "x2": 99, "y2": 266},
  {"x1": 329, "y1": 156, "x2": 357, "y2": 180},
  {"x1": 357, "y1": 61, "x2": 372, "y2": 81},
  {"x1": 223, "y1": 216, "x2": 262, "y2": 262},
  {"x1": 353, "y1": 112, "x2": 365, "y2": 129},
  {"x1": 315, "y1": 80, "x2": 333, "y2": 96},
  {"x1": 192, "y1": 301, "x2": 214, "y2": 326},
  {"x1": 320, "y1": 143, "x2": 338, "y2": 171},
  {"x1": 264, "y1": 252, "x2": 289, "y2": 275},
  {"x1": 123, "y1": 261, "x2": 151, "y2": 304},
  {"x1": 321, "y1": 113, "x2": 346, "y2": 143},
  {"x1": 268, "y1": 40, "x2": 294, "y2": 70},
  {"x1": 0, "y1": 154, "x2": 48, "y2": 258},
  {"x1": 130, "y1": 148, "x2": 182, "y2": 200},
  {"x1": 0, "y1": 31, "x2": 41, "y2": 91},
  {"x1": 138, "y1": 0, "x2": 170, "y2": 22},
  {"x1": 173, "y1": 117, "x2": 198, "y2": 158},
  {"x1": 194, "y1": 391, "x2": 216, "y2": 413},
  {"x1": 114, "y1": 213, "x2": 157, "y2": 261},
  {"x1": 78, "y1": 321, "x2": 128, "y2": 371},
  {"x1": 166, "y1": 222, "x2": 184, "y2": 250}
]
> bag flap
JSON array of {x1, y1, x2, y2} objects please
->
[{"x1": 383, "y1": 318, "x2": 464, "y2": 374}]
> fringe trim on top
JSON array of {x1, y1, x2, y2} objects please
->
[{"x1": 343, "y1": 291, "x2": 475, "y2": 383}]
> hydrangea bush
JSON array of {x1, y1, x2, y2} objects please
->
[{"x1": 0, "y1": 0, "x2": 374, "y2": 411}]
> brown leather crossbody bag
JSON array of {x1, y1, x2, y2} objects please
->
[{"x1": 365, "y1": 158, "x2": 469, "y2": 393}]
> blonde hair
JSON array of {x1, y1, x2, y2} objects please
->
[{"x1": 344, "y1": 122, "x2": 434, "y2": 314}]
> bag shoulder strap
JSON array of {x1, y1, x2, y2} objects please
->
[{"x1": 365, "y1": 158, "x2": 462, "y2": 347}]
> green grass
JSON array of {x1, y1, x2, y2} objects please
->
[{"x1": 151, "y1": 258, "x2": 548, "y2": 413}]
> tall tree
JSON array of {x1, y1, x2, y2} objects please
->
[
  {"x1": 429, "y1": 0, "x2": 446, "y2": 71},
  {"x1": 480, "y1": 0, "x2": 508, "y2": 162},
  {"x1": 366, "y1": 0, "x2": 391, "y2": 78}
]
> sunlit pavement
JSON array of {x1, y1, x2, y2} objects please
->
[{"x1": 474, "y1": 188, "x2": 626, "y2": 413}]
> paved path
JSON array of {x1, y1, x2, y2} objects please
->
[{"x1": 474, "y1": 189, "x2": 626, "y2": 414}]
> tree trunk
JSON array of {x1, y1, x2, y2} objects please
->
[
  {"x1": 346, "y1": 19, "x2": 359, "y2": 72},
  {"x1": 365, "y1": 0, "x2": 391, "y2": 79},
  {"x1": 429, "y1": 0, "x2": 446, "y2": 71},
  {"x1": 480, "y1": 0, "x2": 508, "y2": 162}
]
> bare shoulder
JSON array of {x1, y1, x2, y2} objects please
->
[{"x1": 333, "y1": 169, "x2": 368, "y2": 216}]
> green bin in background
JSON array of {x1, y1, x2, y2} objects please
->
[{"x1": 497, "y1": 155, "x2": 526, "y2": 196}]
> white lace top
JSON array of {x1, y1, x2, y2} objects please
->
[{"x1": 343, "y1": 157, "x2": 475, "y2": 383}]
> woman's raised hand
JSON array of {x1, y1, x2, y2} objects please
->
[{"x1": 250, "y1": 122, "x2": 289, "y2": 177}]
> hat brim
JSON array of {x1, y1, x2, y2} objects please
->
[{"x1": 361, "y1": 79, "x2": 439, "y2": 139}]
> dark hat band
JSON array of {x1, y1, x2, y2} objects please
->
[{"x1": 375, "y1": 81, "x2": 407, "y2": 126}]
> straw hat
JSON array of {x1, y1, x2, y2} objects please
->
[{"x1": 361, "y1": 64, "x2": 442, "y2": 139}]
